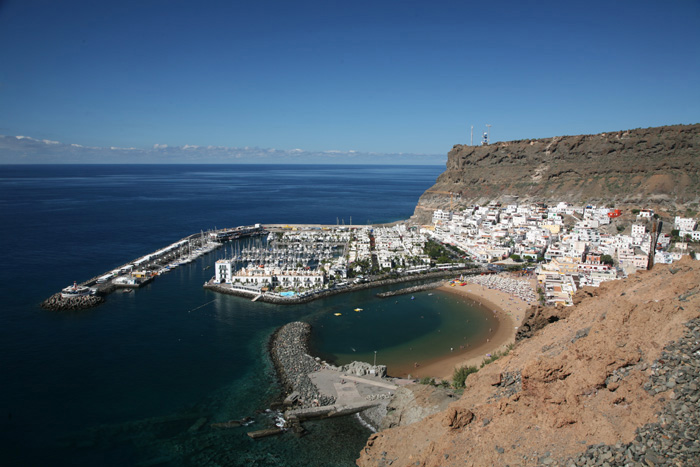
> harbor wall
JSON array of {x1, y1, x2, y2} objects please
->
[{"x1": 204, "y1": 267, "x2": 484, "y2": 305}]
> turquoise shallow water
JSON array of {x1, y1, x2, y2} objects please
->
[{"x1": 0, "y1": 164, "x2": 492, "y2": 466}]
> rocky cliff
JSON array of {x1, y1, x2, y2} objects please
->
[
  {"x1": 357, "y1": 259, "x2": 700, "y2": 466},
  {"x1": 412, "y1": 124, "x2": 700, "y2": 223}
]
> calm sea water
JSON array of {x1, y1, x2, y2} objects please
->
[{"x1": 0, "y1": 164, "x2": 490, "y2": 466}]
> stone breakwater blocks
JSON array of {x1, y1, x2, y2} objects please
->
[
  {"x1": 40, "y1": 293, "x2": 105, "y2": 311},
  {"x1": 271, "y1": 322, "x2": 335, "y2": 408},
  {"x1": 376, "y1": 281, "x2": 444, "y2": 298}
]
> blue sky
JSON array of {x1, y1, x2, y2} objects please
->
[{"x1": 0, "y1": 0, "x2": 698, "y2": 163}]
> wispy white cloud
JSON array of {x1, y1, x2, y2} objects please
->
[{"x1": 0, "y1": 135, "x2": 447, "y2": 165}]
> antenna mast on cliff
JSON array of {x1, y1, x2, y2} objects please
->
[
  {"x1": 486, "y1": 124, "x2": 492, "y2": 144},
  {"x1": 470, "y1": 125, "x2": 474, "y2": 146}
]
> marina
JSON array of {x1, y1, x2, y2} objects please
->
[
  {"x1": 42, "y1": 221, "x2": 482, "y2": 310},
  {"x1": 41, "y1": 224, "x2": 267, "y2": 310}
]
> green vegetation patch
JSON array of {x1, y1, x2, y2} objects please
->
[{"x1": 452, "y1": 365, "x2": 478, "y2": 389}]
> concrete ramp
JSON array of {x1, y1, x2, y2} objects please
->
[{"x1": 285, "y1": 401, "x2": 380, "y2": 422}]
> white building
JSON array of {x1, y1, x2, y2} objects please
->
[
  {"x1": 674, "y1": 216, "x2": 697, "y2": 231},
  {"x1": 215, "y1": 259, "x2": 234, "y2": 283},
  {"x1": 680, "y1": 230, "x2": 700, "y2": 242},
  {"x1": 631, "y1": 224, "x2": 647, "y2": 238},
  {"x1": 432, "y1": 209, "x2": 452, "y2": 224}
]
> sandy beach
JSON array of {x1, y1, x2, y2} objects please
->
[{"x1": 396, "y1": 276, "x2": 533, "y2": 381}]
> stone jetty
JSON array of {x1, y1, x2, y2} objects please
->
[
  {"x1": 40, "y1": 293, "x2": 105, "y2": 311},
  {"x1": 375, "y1": 281, "x2": 445, "y2": 298},
  {"x1": 269, "y1": 322, "x2": 336, "y2": 408}
]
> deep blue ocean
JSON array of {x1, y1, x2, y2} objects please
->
[{"x1": 0, "y1": 164, "x2": 492, "y2": 466}]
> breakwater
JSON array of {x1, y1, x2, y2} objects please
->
[
  {"x1": 269, "y1": 322, "x2": 336, "y2": 408},
  {"x1": 40, "y1": 293, "x2": 105, "y2": 311},
  {"x1": 42, "y1": 225, "x2": 265, "y2": 311},
  {"x1": 375, "y1": 281, "x2": 445, "y2": 298}
]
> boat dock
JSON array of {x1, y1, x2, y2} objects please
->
[{"x1": 41, "y1": 224, "x2": 267, "y2": 310}]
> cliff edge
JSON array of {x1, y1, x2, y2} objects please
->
[
  {"x1": 412, "y1": 124, "x2": 700, "y2": 223},
  {"x1": 357, "y1": 259, "x2": 700, "y2": 466}
]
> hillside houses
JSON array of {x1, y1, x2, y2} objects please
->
[{"x1": 427, "y1": 203, "x2": 698, "y2": 306}]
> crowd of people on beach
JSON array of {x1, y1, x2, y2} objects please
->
[{"x1": 464, "y1": 273, "x2": 537, "y2": 304}]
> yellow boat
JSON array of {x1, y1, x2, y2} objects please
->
[
  {"x1": 334, "y1": 313, "x2": 342, "y2": 316},
  {"x1": 354, "y1": 308, "x2": 363, "y2": 312}
]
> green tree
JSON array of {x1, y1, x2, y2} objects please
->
[
  {"x1": 601, "y1": 254, "x2": 614, "y2": 266},
  {"x1": 452, "y1": 365, "x2": 478, "y2": 389}
]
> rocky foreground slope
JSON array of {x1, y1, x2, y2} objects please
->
[
  {"x1": 357, "y1": 259, "x2": 700, "y2": 467},
  {"x1": 412, "y1": 124, "x2": 700, "y2": 223}
]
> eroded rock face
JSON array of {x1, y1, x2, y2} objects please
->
[
  {"x1": 442, "y1": 407, "x2": 473, "y2": 430},
  {"x1": 515, "y1": 303, "x2": 575, "y2": 341},
  {"x1": 381, "y1": 384, "x2": 457, "y2": 430},
  {"x1": 357, "y1": 259, "x2": 700, "y2": 467},
  {"x1": 412, "y1": 124, "x2": 700, "y2": 223}
]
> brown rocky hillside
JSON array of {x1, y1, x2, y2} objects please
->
[
  {"x1": 357, "y1": 259, "x2": 700, "y2": 467},
  {"x1": 412, "y1": 124, "x2": 700, "y2": 223}
]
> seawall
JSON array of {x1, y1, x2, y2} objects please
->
[
  {"x1": 268, "y1": 322, "x2": 335, "y2": 407},
  {"x1": 205, "y1": 267, "x2": 483, "y2": 304}
]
